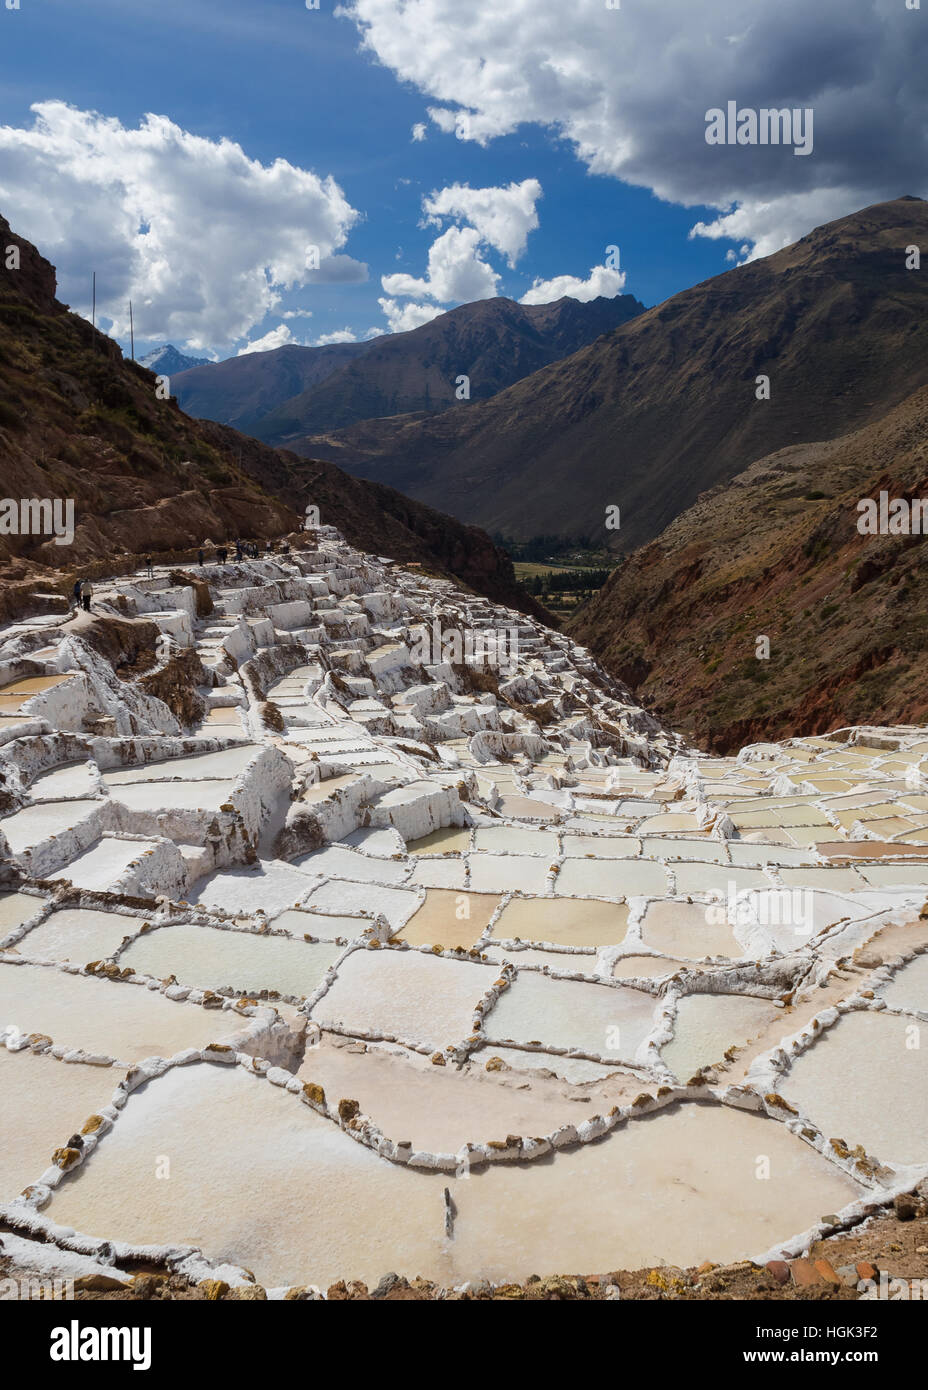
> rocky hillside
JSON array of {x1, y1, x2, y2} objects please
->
[
  {"x1": 568, "y1": 383, "x2": 928, "y2": 751},
  {"x1": 295, "y1": 198, "x2": 928, "y2": 548},
  {"x1": 175, "y1": 293, "x2": 645, "y2": 443},
  {"x1": 0, "y1": 213, "x2": 543, "y2": 624}
]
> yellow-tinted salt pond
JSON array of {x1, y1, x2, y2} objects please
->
[
  {"x1": 397, "y1": 890, "x2": 499, "y2": 948},
  {"x1": 491, "y1": 895, "x2": 628, "y2": 947},
  {"x1": 46, "y1": 1067, "x2": 862, "y2": 1288},
  {"x1": 641, "y1": 899, "x2": 743, "y2": 959},
  {"x1": 0, "y1": 1047, "x2": 118, "y2": 1200},
  {"x1": 407, "y1": 827, "x2": 472, "y2": 855}
]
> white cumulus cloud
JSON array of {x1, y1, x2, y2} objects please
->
[
  {"x1": 0, "y1": 101, "x2": 361, "y2": 350},
  {"x1": 423, "y1": 179, "x2": 541, "y2": 266},
  {"x1": 343, "y1": 0, "x2": 928, "y2": 257},
  {"x1": 236, "y1": 325, "x2": 300, "y2": 355},
  {"x1": 378, "y1": 297, "x2": 447, "y2": 333},
  {"x1": 315, "y1": 328, "x2": 358, "y2": 344},
  {"x1": 521, "y1": 263, "x2": 627, "y2": 305}
]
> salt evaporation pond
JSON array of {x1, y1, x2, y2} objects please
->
[
  {"x1": 120, "y1": 925, "x2": 343, "y2": 999},
  {"x1": 398, "y1": 890, "x2": 499, "y2": 948},
  {"x1": 311, "y1": 948, "x2": 494, "y2": 1046},
  {"x1": 47, "y1": 1067, "x2": 862, "y2": 1288},
  {"x1": 491, "y1": 895, "x2": 629, "y2": 947},
  {"x1": 29, "y1": 762, "x2": 97, "y2": 798},
  {"x1": 641, "y1": 900, "x2": 744, "y2": 959},
  {"x1": 17, "y1": 907, "x2": 142, "y2": 963},
  {"x1": 269, "y1": 909, "x2": 369, "y2": 942},
  {"x1": 48, "y1": 838, "x2": 161, "y2": 892},
  {"x1": 555, "y1": 858, "x2": 667, "y2": 898},
  {"x1": 0, "y1": 963, "x2": 240, "y2": 1063},
  {"x1": 1, "y1": 799, "x2": 100, "y2": 853},
  {"x1": 0, "y1": 892, "x2": 44, "y2": 933},
  {"x1": 101, "y1": 745, "x2": 259, "y2": 784},
  {"x1": 105, "y1": 779, "x2": 237, "y2": 812},
  {"x1": 406, "y1": 828, "x2": 472, "y2": 855},
  {"x1": 485, "y1": 971, "x2": 657, "y2": 1062},
  {"x1": 779, "y1": 1010, "x2": 928, "y2": 1165},
  {"x1": 662, "y1": 994, "x2": 783, "y2": 1082},
  {"x1": 0, "y1": 1047, "x2": 117, "y2": 1201},
  {"x1": 879, "y1": 952, "x2": 928, "y2": 1012}
]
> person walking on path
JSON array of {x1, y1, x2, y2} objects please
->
[
  {"x1": 72, "y1": 579, "x2": 82, "y2": 614},
  {"x1": 217, "y1": 546, "x2": 227, "y2": 565},
  {"x1": 198, "y1": 547, "x2": 205, "y2": 566},
  {"x1": 144, "y1": 555, "x2": 153, "y2": 579},
  {"x1": 79, "y1": 579, "x2": 93, "y2": 613}
]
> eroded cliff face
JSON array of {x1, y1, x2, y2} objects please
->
[{"x1": 0, "y1": 213, "x2": 548, "y2": 628}]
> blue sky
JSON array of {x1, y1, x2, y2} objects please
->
[{"x1": 0, "y1": 0, "x2": 923, "y2": 359}]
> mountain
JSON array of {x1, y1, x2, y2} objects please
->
[
  {"x1": 139, "y1": 344, "x2": 210, "y2": 374},
  {"x1": 173, "y1": 294, "x2": 645, "y2": 443},
  {"x1": 292, "y1": 198, "x2": 928, "y2": 548},
  {"x1": 0, "y1": 212, "x2": 544, "y2": 626},
  {"x1": 568, "y1": 382, "x2": 928, "y2": 752},
  {"x1": 172, "y1": 340, "x2": 372, "y2": 433}
]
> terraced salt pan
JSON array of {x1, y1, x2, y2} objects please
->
[
  {"x1": 672, "y1": 864, "x2": 772, "y2": 896},
  {"x1": 662, "y1": 994, "x2": 781, "y2": 1082},
  {"x1": 1, "y1": 799, "x2": 101, "y2": 853},
  {"x1": 297, "y1": 1041, "x2": 613, "y2": 1151},
  {"x1": 562, "y1": 834, "x2": 641, "y2": 858},
  {"x1": 485, "y1": 943, "x2": 591, "y2": 970},
  {"x1": 780, "y1": 1010, "x2": 928, "y2": 1165},
  {"x1": 407, "y1": 827, "x2": 472, "y2": 855},
  {"x1": 492, "y1": 895, "x2": 628, "y2": 948},
  {"x1": 268, "y1": 909, "x2": 370, "y2": 941},
  {"x1": 639, "y1": 838, "x2": 726, "y2": 863},
  {"x1": 311, "y1": 947, "x2": 494, "y2": 1046},
  {"x1": 17, "y1": 907, "x2": 142, "y2": 963},
  {"x1": 102, "y1": 746, "x2": 258, "y2": 783},
  {"x1": 472, "y1": 826, "x2": 557, "y2": 854},
  {"x1": 299, "y1": 773, "x2": 360, "y2": 803},
  {"x1": 641, "y1": 900, "x2": 744, "y2": 959},
  {"x1": 29, "y1": 762, "x2": 97, "y2": 798},
  {"x1": 48, "y1": 1066, "x2": 861, "y2": 1286},
  {"x1": 0, "y1": 1047, "x2": 118, "y2": 1201},
  {"x1": 467, "y1": 855, "x2": 551, "y2": 896},
  {"x1": 398, "y1": 890, "x2": 499, "y2": 948},
  {"x1": 613, "y1": 955, "x2": 700, "y2": 980},
  {"x1": 48, "y1": 838, "x2": 160, "y2": 892},
  {"x1": 303, "y1": 880, "x2": 421, "y2": 930},
  {"x1": 410, "y1": 858, "x2": 468, "y2": 890},
  {"x1": 555, "y1": 858, "x2": 667, "y2": 898},
  {"x1": 0, "y1": 962, "x2": 240, "y2": 1062},
  {"x1": 485, "y1": 971, "x2": 656, "y2": 1062},
  {"x1": 189, "y1": 861, "x2": 319, "y2": 918},
  {"x1": 0, "y1": 674, "x2": 72, "y2": 701},
  {"x1": 105, "y1": 778, "x2": 238, "y2": 812},
  {"x1": 878, "y1": 953, "x2": 928, "y2": 1013},
  {"x1": 292, "y1": 845, "x2": 411, "y2": 884},
  {"x1": 857, "y1": 864, "x2": 928, "y2": 888},
  {"x1": 120, "y1": 925, "x2": 343, "y2": 999},
  {"x1": 0, "y1": 892, "x2": 46, "y2": 933}
]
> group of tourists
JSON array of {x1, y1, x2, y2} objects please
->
[
  {"x1": 71, "y1": 578, "x2": 93, "y2": 613},
  {"x1": 197, "y1": 538, "x2": 291, "y2": 566}
]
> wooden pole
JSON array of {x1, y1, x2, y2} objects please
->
[
  {"x1": 129, "y1": 300, "x2": 135, "y2": 361},
  {"x1": 91, "y1": 271, "x2": 96, "y2": 350}
]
